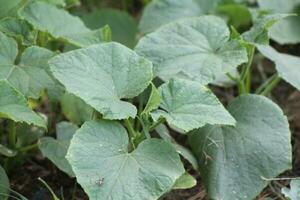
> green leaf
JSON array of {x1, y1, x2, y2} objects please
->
[
  {"x1": 0, "y1": 165, "x2": 9, "y2": 200},
  {"x1": 139, "y1": 0, "x2": 221, "y2": 33},
  {"x1": 282, "y1": 180, "x2": 300, "y2": 200},
  {"x1": 173, "y1": 172, "x2": 197, "y2": 190},
  {"x1": 217, "y1": 4, "x2": 252, "y2": 28},
  {"x1": 0, "y1": 0, "x2": 21, "y2": 19},
  {"x1": 142, "y1": 83, "x2": 160, "y2": 115},
  {"x1": 257, "y1": 45, "x2": 300, "y2": 91},
  {"x1": 0, "y1": 18, "x2": 37, "y2": 46},
  {"x1": 155, "y1": 124, "x2": 199, "y2": 170},
  {"x1": 19, "y1": 1, "x2": 110, "y2": 47},
  {"x1": 242, "y1": 14, "x2": 291, "y2": 45},
  {"x1": 39, "y1": 122, "x2": 77, "y2": 177},
  {"x1": 258, "y1": 0, "x2": 300, "y2": 44},
  {"x1": 0, "y1": 80, "x2": 46, "y2": 129},
  {"x1": 188, "y1": 95, "x2": 292, "y2": 200},
  {"x1": 16, "y1": 124, "x2": 45, "y2": 147},
  {"x1": 82, "y1": 8, "x2": 137, "y2": 48},
  {"x1": 0, "y1": 31, "x2": 17, "y2": 65},
  {"x1": 135, "y1": 16, "x2": 248, "y2": 85},
  {"x1": 152, "y1": 78, "x2": 235, "y2": 132},
  {"x1": 61, "y1": 93, "x2": 94, "y2": 125},
  {"x1": 0, "y1": 33, "x2": 61, "y2": 99},
  {"x1": 50, "y1": 42, "x2": 153, "y2": 120},
  {"x1": 0, "y1": 144, "x2": 17, "y2": 157},
  {"x1": 66, "y1": 120, "x2": 185, "y2": 200}
]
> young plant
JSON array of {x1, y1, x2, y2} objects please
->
[{"x1": 0, "y1": 0, "x2": 299, "y2": 199}]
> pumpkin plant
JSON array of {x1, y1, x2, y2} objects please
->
[{"x1": 0, "y1": 0, "x2": 300, "y2": 200}]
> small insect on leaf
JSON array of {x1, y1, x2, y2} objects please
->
[{"x1": 95, "y1": 178, "x2": 104, "y2": 187}]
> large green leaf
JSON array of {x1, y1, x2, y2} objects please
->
[
  {"x1": 0, "y1": 80, "x2": 46, "y2": 129},
  {"x1": 188, "y1": 95, "x2": 292, "y2": 200},
  {"x1": 135, "y1": 16, "x2": 248, "y2": 85},
  {"x1": 258, "y1": 0, "x2": 300, "y2": 44},
  {"x1": 257, "y1": 45, "x2": 300, "y2": 91},
  {"x1": 50, "y1": 42, "x2": 153, "y2": 120},
  {"x1": 66, "y1": 120, "x2": 184, "y2": 200},
  {"x1": 152, "y1": 79, "x2": 235, "y2": 132},
  {"x1": 0, "y1": 18, "x2": 37, "y2": 46},
  {"x1": 0, "y1": 165, "x2": 9, "y2": 200},
  {"x1": 0, "y1": 33, "x2": 61, "y2": 99},
  {"x1": 282, "y1": 180, "x2": 300, "y2": 200},
  {"x1": 82, "y1": 9, "x2": 137, "y2": 48},
  {"x1": 19, "y1": 1, "x2": 110, "y2": 47},
  {"x1": 139, "y1": 0, "x2": 221, "y2": 33},
  {"x1": 39, "y1": 122, "x2": 77, "y2": 177},
  {"x1": 61, "y1": 93, "x2": 94, "y2": 125}
]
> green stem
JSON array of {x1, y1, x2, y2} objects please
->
[
  {"x1": 124, "y1": 119, "x2": 136, "y2": 138},
  {"x1": 240, "y1": 47, "x2": 255, "y2": 82},
  {"x1": 149, "y1": 118, "x2": 166, "y2": 132},
  {"x1": 8, "y1": 121, "x2": 16, "y2": 149},
  {"x1": 226, "y1": 73, "x2": 246, "y2": 95},
  {"x1": 238, "y1": 46, "x2": 255, "y2": 94},
  {"x1": 17, "y1": 143, "x2": 38, "y2": 153},
  {"x1": 38, "y1": 177, "x2": 60, "y2": 200},
  {"x1": 259, "y1": 74, "x2": 281, "y2": 96}
]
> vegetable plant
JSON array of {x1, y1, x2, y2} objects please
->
[{"x1": 0, "y1": 0, "x2": 300, "y2": 200}]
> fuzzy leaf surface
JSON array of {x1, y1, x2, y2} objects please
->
[
  {"x1": 66, "y1": 120, "x2": 184, "y2": 200},
  {"x1": 39, "y1": 122, "x2": 77, "y2": 177},
  {"x1": 257, "y1": 45, "x2": 300, "y2": 91},
  {"x1": 152, "y1": 79, "x2": 235, "y2": 132},
  {"x1": 0, "y1": 80, "x2": 46, "y2": 129},
  {"x1": 19, "y1": 1, "x2": 109, "y2": 47},
  {"x1": 135, "y1": 16, "x2": 248, "y2": 85},
  {"x1": 50, "y1": 42, "x2": 152, "y2": 120},
  {"x1": 188, "y1": 95, "x2": 292, "y2": 200}
]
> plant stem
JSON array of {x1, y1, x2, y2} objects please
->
[
  {"x1": 124, "y1": 119, "x2": 136, "y2": 138},
  {"x1": 240, "y1": 47, "x2": 255, "y2": 82},
  {"x1": 8, "y1": 120, "x2": 16, "y2": 149},
  {"x1": 259, "y1": 74, "x2": 281, "y2": 96},
  {"x1": 149, "y1": 118, "x2": 166, "y2": 132},
  {"x1": 38, "y1": 177, "x2": 60, "y2": 200},
  {"x1": 238, "y1": 46, "x2": 255, "y2": 94},
  {"x1": 17, "y1": 143, "x2": 38, "y2": 153}
]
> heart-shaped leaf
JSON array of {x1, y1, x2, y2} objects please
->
[
  {"x1": 0, "y1": 32, "x2": 61, "y2": 99},
  {"x1": 188, "y1": 95, "x2": 292, "y2": 200},
  {"x1": 50, "y1": 42, "x2": 153, "y2": 120},
  {"x1": 257, "y1": 45, "x2": 300, "y2": 91},
  {"x1": 0, "y1": 80, "x2": 46, "y2": 129},
  {"x1": 39, "y1": 122, "x2": 77, "y2": 177},
  {"x1": 135, "y1": 16, "x2": 248, "y2": 85},
  {"x1": 258, "y1": 0, "x2": 300, "y2": 44},
  {"x1": 66, "y1": 120, "x2": 185, "y2": 200},
  {"x1": 139, "y1": 0, "x2": 221, "y2": 33},
  {"x1": 152, "y1": 78, "x2": 235, "y2": 132},
  {"x1": 19, "y1": 1, "x2": 110, "y2": 47}
]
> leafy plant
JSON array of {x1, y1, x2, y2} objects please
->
[{"x1": 0, "y1": 0, "x2": 300, "y2": 200}]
